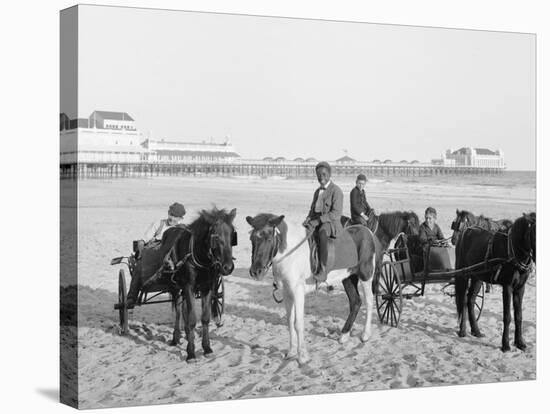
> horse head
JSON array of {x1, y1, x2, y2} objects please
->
[
  {"x1": 193, "y1": 207, "x2": 237, "y2": 276},
  {"x1": 246, "y1": 213, "x2": 286, "y2": 281},
  {"x1": 376, "y1": 211, "x2": 419, "y2": 242},
  {"x1": 519, "y1": 212, "x2": 536, "y2": 264},
  {"x1": 451, "y1": 209, "x2": 475, "y2": 245},
  {"x1": 404, "y1": 211, "x2": 420, "y2": 236}
]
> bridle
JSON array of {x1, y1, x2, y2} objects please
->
[
  {"x1": 250, "y1": 226, "x2": 281, "y2": 274},
  {"x1": 507, "y1": 222, "x2": 535, "y2": 273},
  {"x1": 171, "y1": 221, "x2": 232, "y2": 272}
]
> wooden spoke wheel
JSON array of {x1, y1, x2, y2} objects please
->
[
  {"x1": 375, "y1": 262, "x2": 403, "y2": 327},
  {"x1": 474, "y1": 283, "x2": 485, "y2": 321},
  {"x1": 118, "y1": 269, "x2": 129, "y2": 335},
  {"x1": 212, "y1": 276, "x2": 225, "y2": 327}
]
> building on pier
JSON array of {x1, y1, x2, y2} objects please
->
[
  {"x1": 60, "y1": 111, "x2": 146, "y2": 164},
  {"x1": 143, "y1": 139, "x2": 240, "y2": 163},
  {"x1": 437, "y1": 147, "x2": 505, "y2": 168},
  {"x1": 59, "y1": 111, "x2": 506, "y2": 179}
]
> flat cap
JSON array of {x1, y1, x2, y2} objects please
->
[{"x1": 168, "y1": 202, "x2": 186, "y2": 218}]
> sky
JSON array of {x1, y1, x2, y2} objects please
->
[{"x1": 71, "y1": 5, "x2": 535, "y2": 170}]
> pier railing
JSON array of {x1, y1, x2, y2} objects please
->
[{"x1": 60, "y1": 159, "x2": 505, "y2": 179}]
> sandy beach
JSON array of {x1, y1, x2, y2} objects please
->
[{"x1": 62, "y1": 175, "x2": 536, "y2": 408}]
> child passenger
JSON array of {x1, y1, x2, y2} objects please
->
[{"x1": 419, "y1": 206, "x2": 445, "y2": 247}]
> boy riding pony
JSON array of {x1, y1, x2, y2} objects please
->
[{"x1": 303, "y1": 162, "x2": 344, "y2": 282}]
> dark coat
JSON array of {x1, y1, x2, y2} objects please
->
[
  {"x1": 419, "y1": 222, "x2": 445, "y2": 246},
  {"x1": 350, "y1": 186, "x2": 371, "y2": 222},
  {"x1": 307, "y1": 181, "x2": 344, "y2": 238}
]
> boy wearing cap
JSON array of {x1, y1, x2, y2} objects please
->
[
  {"x1": 127, "y1": 202, "x2": 186, "y2": 306},
  {"x1": 143, "y1": 202, "x2": 186, "y2": 243},
  {"x1": 303, "y1": 161, "x2": 344, "y2": 282},
  {"x1": 350, "y1": 173, "x2": 372, "y2": 226}
]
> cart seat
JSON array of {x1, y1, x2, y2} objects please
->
[{"x1": 427, "y1": 246, "x2": 455, "y2": 272}]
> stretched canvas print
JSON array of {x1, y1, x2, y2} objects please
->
[{"x1": 60, "y1": 5, "x2": 536, "y2": 409}]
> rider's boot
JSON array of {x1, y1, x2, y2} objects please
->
[{"x1": 313, "y1": 230, "x2": 329, "y2": 283}]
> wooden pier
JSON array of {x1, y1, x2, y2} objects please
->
[{"x1": 60, "y1": 159, "x2": 505, "y2": 179}]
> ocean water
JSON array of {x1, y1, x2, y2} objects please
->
[{"x1": 378, "y1": 170, "x2": 536, "y2": 189}]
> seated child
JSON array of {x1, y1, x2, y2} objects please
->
[{"x1": 419, "y1": 206, "x2": 445, "y2": 247}]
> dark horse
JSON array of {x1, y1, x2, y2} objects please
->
[
  {"x1": 455, "y1": 213, "x2": 536, "y2": 351},
  {"x1": 160, "y1": 207, "x2": 237, "y2": 361},
  {"x1": 451, "y1": 209, "x2": 513, "y2": 245},
  {"x1": 339, "y1": 211, "x2": 420, "y2": 333}
]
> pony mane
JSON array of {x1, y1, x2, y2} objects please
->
[
  {"x1": 189, "y1": 207, "x2": 235, "y2": 234},
  {"x1": 457, "y1": 210, "x2": 476, "y2": 221},
  {"x1": 248, "y1": 213, "x2": 288, "y2": 252},
  {"x1": 378, "y1": 210, "x2": 419, "y2": 235}
]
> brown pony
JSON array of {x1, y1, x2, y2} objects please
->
[
  {"x1": 161, "y1": 207, "x2": 237, "y2": 361},
  {"x1": 455, "y1": 213, "x2": 535, "y2": 351}
]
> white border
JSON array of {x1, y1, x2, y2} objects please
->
[{"x1": 1, "y1": 1, "x2": 546, "y2": 413}]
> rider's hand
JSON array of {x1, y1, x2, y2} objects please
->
[{"x1": 308, "y1": 219, "x2": 320, "y2": 228}]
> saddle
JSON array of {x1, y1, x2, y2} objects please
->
[{"x1": 308, "y1": 230, "x2": 359, "y2": 275}]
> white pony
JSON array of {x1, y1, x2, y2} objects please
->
[{"x1": 246, "y1": 214, "x2": 378, "y2": 364}]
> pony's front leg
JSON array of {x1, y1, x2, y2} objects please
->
[
  {"x1": 283, "y1": 287, "x2": 297, "y2": 359},
  {"x1": 467, "y1": 279, "x2": 484, "y2": 337},
  {"x1": 455, "y1": 277, "x2": 468, "y2": 337},
  {"x1": 359, "y1": 278, "x2": 374, "y2": 342},
  {"x1": 183, "y1": 286, "x2": 197, "y2": 361},
  {"x1": 294, "y1": 282, "x2": 310, "y2": 364},
  {"x1": 201, "y1": 288, "x2": 213, "y2": 356},
  {"x1": 513, "y1": 284, "x2": 527, "y2": 351},
  {"x1": 501, "y1": 284, "x2": 512, "y2": 352},
  {"x1": 170, "y1": 294, "x2": 182, "y2": 346}
]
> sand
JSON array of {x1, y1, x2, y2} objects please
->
[{"x1": 61, "y1": 175, "x2": 536, "y2": 408}]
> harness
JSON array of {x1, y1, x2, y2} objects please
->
[
  {"x1": 143, "y1": 223, "x2": 226, "y2": 290},
  {"x1": 479, "y1": 226, "x2": 533, "y2": 284},
  {"x1": 507, "y1": 227, "x2": 534, "y2": 273}
]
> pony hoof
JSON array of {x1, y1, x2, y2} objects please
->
[
  {"x1": 169, "y1": 338, "x2": 180, "y2": 346},
  {"x1": 339, "y1": 332, "x2": 351, "y2": 344},
  {"x1": 457, "y1": 330, "x2": 467, "y2": 338},
  {"x1": 203, "y1": 347, "x2": 213, "y2": 355},
  {"x1": 501, "y1": 345, "x2": 511, "y2": 353},
  {"x1": 471, "y1": 330, "x2": 485, "y2": 338},
  {"x1": 186, "y1": 354, "x2": 197, "y2": 362},
  {"x1": 515, "y1": 341, "x2": 527, "y2": 351},
  {"x1": 360, "y1": 333, "x2": 371, "y2": 343},
  {"x1": 284, "y1": 351, "x2": 297, "y2": 360}
]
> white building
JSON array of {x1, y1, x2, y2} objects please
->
[
  {"x1": 438, "y1": 147, "x2": 505, "y2": 168},
  {"x1": 144, "y1": 139, "x2": 240, "y2": 163},
  {"x1": 60, "y1": 111, "x2": 147, "y2": 164},
  {"x1": 60, "y1": 111, "x2": 241, "y2": 165}
]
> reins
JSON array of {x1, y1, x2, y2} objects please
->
[
  {"x1": 250, "y1": 227, "x2": 314, "y2": 304},
  {"x1": 272, "y1": 230, "x2": 314, "y2": 265}
]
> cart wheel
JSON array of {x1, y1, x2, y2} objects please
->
[
  {"x1": 474, "y1": 283, "x2": 485, "y2": 321},
  {"x1": 118, "y1": 269, "x2": 129, "y2": 335},
  {"x1": 375, "y1": 262, "x2": 403, "y2": 327},
  {"x1": 212, "y1": 276, "x2": 225, "y2": 327}
]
